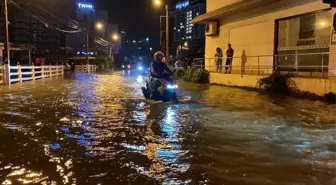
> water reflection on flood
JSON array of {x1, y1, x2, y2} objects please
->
[{"x1": 0, "y1": 73, "x2": 335, "y2": 185}]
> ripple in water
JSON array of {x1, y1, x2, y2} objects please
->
[{"x1": 0, "y1": 73, "x2": 335, "y2": 185}]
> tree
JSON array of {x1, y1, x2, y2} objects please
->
[{"x1": 93, "y1": 56, "x2": 115, "y2": 71}]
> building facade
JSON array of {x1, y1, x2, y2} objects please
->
[
  {"x1": 0, "y1": 5, "x2": 64, "y2": 64},
  {"x1": 192, "y1": 0, "x2": 336, "y2": 74},
  {"x1": 65, "y1": 3, "x2": 120, "y2": 55},
  {"x1": 0, "y1": 8, "x2": 62, "y2": 54},
  {"x1": 172, "y1": 0, "x2": 206, "y2": 56},
  {"x1": 65, "y1": 2, "x2": 95, "y2": 53}
]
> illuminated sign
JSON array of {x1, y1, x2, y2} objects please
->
[
  {"x1": 78, "y1": 3, "x2": 94, "y2": 10},
  {"x1": 176, "y1": 1, "x2": 189, "y2": 9}
]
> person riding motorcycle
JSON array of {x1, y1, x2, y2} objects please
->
[
  {"x1": 143, "y1": 51, "x2": 174, "y2": 100},
  {"x1": 151, "y1": 51, "x2": 173, "y2": 81}
]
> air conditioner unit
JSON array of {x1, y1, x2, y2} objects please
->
[{"x1": 205, "y1": 21, "x2": 218, "y2": 36}]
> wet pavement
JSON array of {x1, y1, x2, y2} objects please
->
[{"x1": 0, "y1": 72, "x2": 335, "y2": 185}]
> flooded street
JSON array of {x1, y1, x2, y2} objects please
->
[{"x1": 0, "y1": 73, "x2": 335, "y2": 185}]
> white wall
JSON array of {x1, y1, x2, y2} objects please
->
[
  {"x1": 229, "y1": 21, "x2": 275, "y2": 66},
  {"x1": 207, "y1": 0, "x2": 242, "y2": 12},
  {"x1": 211, "y1": 73, "x2": 336, "y2": 96},
  {"x1": 205, "y1": 1, "x2": 331, "y2": 67}
]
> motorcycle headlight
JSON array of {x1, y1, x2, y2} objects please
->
[
  {"x1": 138, "y1": 66, "x2": 143, "y2": 71},
  {"x1": 136, "y1": 75, "x2": 143, "y2": 83},
  {"x1": 167, "y1": 85, "x2": 178, "y2": 89},
  {"x1": 127, "y1": 65, "x2": 131, "y2": 69},
  {"x1": 122, "y1": 65, "x2": 125, "y2": 68}
]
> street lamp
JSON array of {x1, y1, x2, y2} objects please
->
[
  {"x1": 154, "y1": 0, "x2": 162, "y2": 6},
  {"x1": 112, "y1": 33, "x2": 119, "y2": 41},
  {"x1": 153, "y1": 0, "x2": 169, "y2": 60},
  {"x1": 109, "y1": 33, "x2": 119, "y2": 57},
  {"x1": 96, "y1": 22, "x2": 104, "y2": 30},
  {"x1": 184, "y1": 41, "x2": 188, "y2": 47}
]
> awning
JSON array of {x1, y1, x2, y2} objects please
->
[{"x1": 191, "y1": 0, "x2": 283, "y2": 24}]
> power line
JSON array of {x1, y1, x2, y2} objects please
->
[{"x1": 9, "y1": 0, "x2": 85, "y2": 33}]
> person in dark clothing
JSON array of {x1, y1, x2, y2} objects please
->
[
  {"x1": 225, "y1": 44, "x2": 234, "y2": 74},
  {"x1": 146, "y1": 51, "x2": 174, "y2": 99},
  {"x1": 151, "y1": 51, "x2": 173, "y2": 80}
]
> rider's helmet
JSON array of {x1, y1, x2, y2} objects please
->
[{"x1": 154, "y1": 51, "x2": 164, "y2": 61}]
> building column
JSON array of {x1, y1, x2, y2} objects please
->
[{"x1": 329, "y1": 8, "x2": 336, "y2": 78}]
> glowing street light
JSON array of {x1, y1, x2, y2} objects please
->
[
  {"x1": 320, "y1": 21, "x2": 326, "y2": 26},
  {"x1": 96, "y1": 22, "x2": 103, "y2": 30},
  {"x1": 150, "y1": 47, "x2": 153, "y2": 51},
  {"x1": 112, "y1": 33, "x2": 119, "y2": 41},
  {"x1": 154, "y1": 0, "x2": 162, "y2": 6},
  {"x1": 184, "y1": 41, "x2": 188, "y2": 47}
]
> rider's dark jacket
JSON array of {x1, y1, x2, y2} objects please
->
[{"x1": 150, "y1": 60, "x2": 173, "y2": 78}]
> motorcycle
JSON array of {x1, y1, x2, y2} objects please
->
[
  {"x1": 136, "y1": 64, "x2": 147, "y2": 75},
  {"x1": 141, "y1": 76, "x2": 178, "y2": 102}
]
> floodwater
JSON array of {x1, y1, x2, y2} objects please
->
[{"x1": 0, "y1": 72, "x2": 335, "y2": 185}]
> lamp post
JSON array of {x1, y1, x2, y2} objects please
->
[
  {"x1": 154, "y1": 0, "x2": 170, "y2": 60},
  {"x1": 109, "y1": 33, "x2": 119, "y2": 57},
  {"x1": 96, "y1": 22, "x2": 103, "y2": 30},
  {"x1": 84, "y1": 15, "x2": 89, "y2": 67}
]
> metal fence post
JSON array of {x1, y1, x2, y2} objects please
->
[
  {"x1": 258, "y1": 56, "x2": 260, "y2": 76},
  {"x1": 295, "y1": 51, "x2": 298, "y2": 75},
  {"x1": 321, "y1": 53, "x2": 324, "y2": 79}
]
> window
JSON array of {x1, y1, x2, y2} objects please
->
[
  {"x1": 276, "y1": 10, "x2": 331, "y2": 70},
  {"x1": 277, "y1": 10, "x2": 331, "y2": 48},
  {"x1": 299, "y1": 14, "x2": 315, "y2": 39}
]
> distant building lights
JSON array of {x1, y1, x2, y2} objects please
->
[
  {"x1": 78, "y1": 3, "x2": 94, "y2": 10},
  {"x1": 176, "y1": 1, "x2": 189, "y2": 9}
]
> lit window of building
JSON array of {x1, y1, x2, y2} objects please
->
[{"x1": 185, "y1": 10, "x2": 193, "y2": 36}]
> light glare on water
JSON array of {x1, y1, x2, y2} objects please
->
[{"x1": 0, "y1": 73, "x2": 335, "y2": 185}]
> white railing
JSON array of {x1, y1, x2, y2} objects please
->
[
  {"x1": 0, "y1": 64, "x2": 4, "y2": 85},
  {"x1": 75, "y1": 65, "x2": 97, "y2": 73},
  {"x1": 192, "y1": 52, "x2": 336, "y2": 79},
  {"x1": 1, "y1": 64, "x2": 64, "y2": 85}
]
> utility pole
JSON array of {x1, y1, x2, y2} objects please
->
[
  {"x1": 84, "y1": 15, "x2": 89, "y2": 66},
  {"x1": 165, "y1": 3, "x2": 169, "y2": 60},
  {"x1": 2, "y1": 0, "x2": 10, "y2": 85}
]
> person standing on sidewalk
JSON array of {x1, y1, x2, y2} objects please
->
[
  {"x1": 215, "y1": 47, "x2": 223, "y2": 72},
  {"x1": 225, "y1": 44, "x2": 234, "y2": 74}
]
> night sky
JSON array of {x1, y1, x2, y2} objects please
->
[{"x1": 93, "y1": 0, "x2": 168, "y2": 49}]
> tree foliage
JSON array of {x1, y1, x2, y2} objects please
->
[
  {"x1": 174, "y1": 67, "x2": 209, "y2": 84},
  {"x1": 258, "y1": 73, "x2": 297, "y2": 94},
  {"x1": 93, "y1": 56, "x2": 115, "y2": 70}
]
